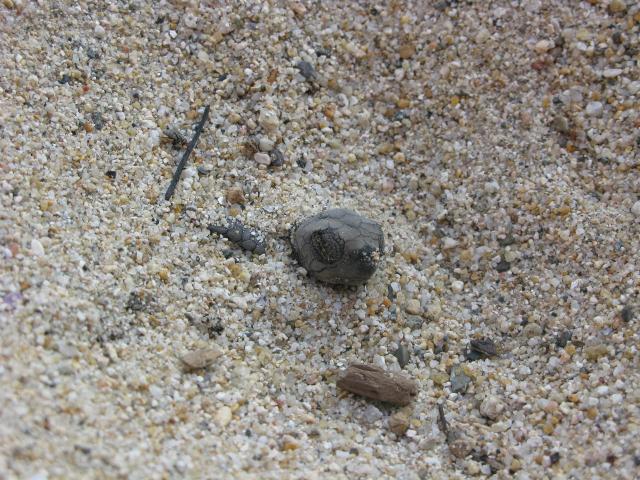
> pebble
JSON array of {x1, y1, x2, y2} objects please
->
[
  {"x1": 215, "y1": 406, "x2": 232, "y2": 427},
  {"x1": 585, "y1": 344, "x2": 608, "y2": 361},
  {"x1": 442, "y1": 237, "x2": 458, "y2": 249},
  {"x1": 631, "y1": 201, "x2": 640, "y2": 217},
  {"x1": 551, "y1": 115, "x2": 570, "y2": 134},
  {"x1": 30, "y1": 239, "x2": 44, "y2": 256},
  {"x1": 585, "y1": 102, "x2": 603, "y2": 117},
  {"x1": 295, "y1": 61, "x2": 316, "y2": 80},
  {"x1": 608, "y1": 0, "x2": 626, "y2": 14},
  {"x1": 603, "y1": 68, "x2": 622, "y2": 78},
  {"x1": 479, "y1": 395, "x2": 505, "y2": 420},
  {"x1": 405, "y1": 299, "x2": 421, "y2": 315},
  {"x1": 393, "y1": 345, "x2": 410, "y2": 369},
  {"x1": 405, "y1": 315, "x2": 424, "y2": 330},
  {"x1": 258, "y1": 109, "x2": 279, "y2": 131},
  {"x1": 270, "y1": 149, "x2": 285, "y2": 167},
  {"x1": 522, "y1": 323, "x2": 543, "y2": 338},
  {"x1": 534, "y1": 40, "x2": 553, "y2": 53},
  {"x1": 450, "y1": 365, "x2": 471, "y2": 394},
  {"x1": 147, "y1": 129, "x2": 161, "y2": 149},
  {"x1": 258, "y1": 137, "x2": 275, "y2": 152},
  {"x1": 388, "y1": 410, "x2": 410, "y2": 436},
  {"x1": 254, "y1": 152, "x2": 271, "y2": 166},
  {"x1": 226, "y1": 186, "x2": 245, "y2": 205},
  {"x1": 451, "y1": 280, "x2": 464, "y2": 293},
  {"x1": 180, "y1": 346, "x2": 223, "y2": 370}
]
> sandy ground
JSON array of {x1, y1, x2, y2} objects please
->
[{"x1": 1, "y1": 1, "x2": 639, "y2": 479}]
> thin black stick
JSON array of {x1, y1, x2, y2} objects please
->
[
  {"x1": 437, "y1": 402, "x2": 449, "y2": 437},
  {"x1": 164, "y1": 105, "x2": 210, "y2": 201}
]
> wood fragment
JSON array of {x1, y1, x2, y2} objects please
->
[
  {"x1": 164, "y1": 105, "x2": 210, "y2": 201},
  {"x1": 180, "y1": 346, "x2": 222, "y2": 371},
  {"x1": 336, "y1": 363, "x2": 417, "y2": 406}
]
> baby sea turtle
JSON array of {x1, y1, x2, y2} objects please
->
[{"x1": 290, "y1": 208, "x2": 384, "y2": 286}]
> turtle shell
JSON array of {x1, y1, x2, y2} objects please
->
[{"x1": 290, "y1": 208, "x2": 384, "y2": 285}]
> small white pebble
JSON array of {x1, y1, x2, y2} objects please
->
[
  {"x1": 147, "y1": 129, "x2": 161, "y2": 149},
  {"x1": 214, "y1": 406, "x2": 232, "y2": 427},
  {"x1": 451, "y1": 280, "x2": 464, "y2": 293},
  {"x1": 484, "y1": 180, "x2": 500, "y2": 194},
  {"x1": 258, "y1": 137, "x2": 275, "y2": 152},
  {"x1": 534, "y1": 39, "x2": 553, "y2": 53},
  {"x1": 631, "y1": 200, "x2": 640, "y2": 217},
  {"x1": 585, "y1": 101, "x2": 603, "y2": 117},
  {"x1": 603, "y1": 68, "x2": 622, "y2": 78},
  {"x1": 405, "y1": 299, "x2": 422, "y2": 315},
  {"x1": 442, "y1": 237, "x2": 458, "y2": 249},
  {"x1": 94, "y1": 24, "x2": 106, "y2": 38},
  {"x1": 480, "y1": 395, "x2": 505, "y2": 420},
  {"x1": 254, "y1": 152, "x2": 271, "y2": 165},
  {"x1": 595, "y1": 385, "x2": 609, "y2": 396},
  {"x1": 30, "y1": 239, "x2": 44, "y2": 256}
]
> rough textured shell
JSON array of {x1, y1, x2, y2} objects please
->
[{"x1": 290, "y1": 208, "x2": 384, "y2": 285}]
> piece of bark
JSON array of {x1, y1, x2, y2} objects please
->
[{"x1": 336, "y1": 363, "x2": 418, "y2": 406}]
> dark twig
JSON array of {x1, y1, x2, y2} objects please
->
[
  {"x1": 164, "y1": 105, "x2": 210, "y2": 201},
  {"x1": 437, "y1": 402, "x2": 449, "y2": 438}
]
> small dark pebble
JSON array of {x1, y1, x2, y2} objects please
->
[
  {"x1": 217, "y1": 73, "x2": 228, "y2": 82},
  {"x1": 207, "y1": 320, "x2": 224, "y2": 338},
  {"x1": 58, "y1": 73, "x2": 71, "y2": 84},
  {"x1": 87, "y1": 47, "x2": 100, "y2": 59},
  {"x1": 270, "y1": 148, "x2": 285, "y2": 167},
  {"x1": 222, "y1": 249, "x2": 235, "y2": 259},
  {"x1": 125, "y1": 292, "x2": 146, "y2": 312},
  {"x1": 621, "y1": 305, "x2": 634, "y2": 322},
  {"x1": 155, "y1": 16, "x2": 165, "y2": 24},
  {"x1": 450, "y1": 364, "x2": 471, "y2": 393},
  {"x1": 466, "y1": 338, "x2": 498, "y2": 361},
  {"x1": 296, "y1": 157, "x2": 307, "y2": 168},
  {"x1": 91, "y1": 112, "x2": 104, "y2": 130},
  {"x1": 434, "y1": 336, "x2": 448, "y2": 354},
  {"x1": 296, "y1": 61, "x2": 316, "y2": 81},
  {"x1": 556, "y1": 330, "x2": 573, "y2": 348},
  {"x1": 496, "y1": 258, "x2": 511, "y2": 272},
  {"x1": 393, "y1": 344, "x2": 410, "y2": 368},
  {"x1": 434, "y1": 1, "x2": 450, "y2": 11},
  {"x1": 405, "y1": 315, "x2": 423, "y2": 331},
  {"x1": 611, "y1": 32, "x2": 623, "y2": 45},
  {"x1": 315, "y1": 48, "x2": 331, "y2": 58},
  {"x1": 549, "y1": 452, "x2": 561, "y2": 465},
  {"x1": 197, "y1": 166, "x2": 212, "y2": 176},
  {"x1": 105, "y1": 170, "x2": 116, "y2": 179}
]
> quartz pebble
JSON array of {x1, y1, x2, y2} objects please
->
[
  {"x1": 405, "y1": 299, "x2": 421, "y2": 315},
  {"x1": 585, "y1": 102, "x2": 603, "y2": 117},
  {"x1": 215, "y1": 406, "x2": 232, "y2": 427},
  {"x1": 480, "y1": 395, "x2": 505, "y2": 420},
  {"x1": 3, "y1": 2, "x2": 638, "y2": 479},
  {"x1": 254, "y1": 152, "x2": 271, "y2": 165},
  {"x1": 30, "y1": 239, "x2": 44, "y2": 256}
]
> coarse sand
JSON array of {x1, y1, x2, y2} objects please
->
[{"x1": 1, "y1": 1, "x2": 639, "y2": 479}]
